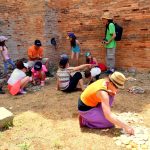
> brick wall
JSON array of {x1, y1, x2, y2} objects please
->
[{"x1": 0, "y1": 0, "x2": 150, "y2": 70}]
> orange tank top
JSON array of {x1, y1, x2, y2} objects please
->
[{"x1": 81, "y1": 79, "x2": 108, "y2": 107}]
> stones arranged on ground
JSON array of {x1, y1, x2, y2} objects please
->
[
  {"x1": 128, "y1": 86, "x2": 145, "y2": 94},
  {"x1": 26, "y1": 85, "x2": 41, "y2": 92},
  {"x1": 0, "y1": 107, "x2": 14, "y2": 129},
  {"x1": 116, "y1": 112, "x2": 143, "y2": 124},
  {"x1": 127, "y1": 77, "x2": 137, "y2": 82},
  {"x1": 114, "y1": 126, "x2": 150, "y2": 150}
]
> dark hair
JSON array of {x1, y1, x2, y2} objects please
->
[
  {"x1": 86, "y1": 56, "x2": 93, "y2": 64},
  {"x1": 105, "y1": 19, "x2": 114, "y2": 38},
  {"x1": 84, "y1": 69, "x2": 91, "y2": 78},
  {"x1": 70, "y1": 36, "x2": 77, "y2": 48},
  {"x1": 0, "y1": 41, "x2": 6, "y2": 51},
  {"x1": 16, "y1": 61, "x2": 25, "y2": 70},
  {"x1": 59, "y1": 58, "x2": 69, "y2": 69}
]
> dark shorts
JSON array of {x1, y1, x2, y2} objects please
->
[
  {"x1": 63, "y1": 72, "x2": 82, "y2": 92},
  {"x1": 78, "y1": 97, "x2": 94, "y2": 111}
]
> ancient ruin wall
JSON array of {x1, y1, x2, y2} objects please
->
[{"x1": 0, "y1": 0, "x2": 150, "y2": 70}]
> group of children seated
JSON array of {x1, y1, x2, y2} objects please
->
[
  {"x1": 0, "y1": 49, "x2": 107, "y2": 96},
  {"x1": 56, "y1": 53, "x2": 107, "y2": 92}
]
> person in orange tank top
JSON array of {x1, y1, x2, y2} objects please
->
[{"x1": 78, "y1": 71, "x2": 134, "y2": 135}]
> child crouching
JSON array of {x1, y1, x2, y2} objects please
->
[
  {"x1": 31, "y1": 61, "x2": 47, "y2": 86},
  {"x1": 7, "y1": 61, "x2": 31, "y2": 95}
]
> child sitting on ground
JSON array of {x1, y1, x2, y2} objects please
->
[
  {"x1": 85, "y1": 52, "x2": 107, "y2": 72},
  {"x1": 31, "y1": 61, "x2": 47, "y2": 86},
  {"x1": 84, "y1": 67, "x2": 101, "y2": 85},
  {"x1": 7, "y1": 61, "x2": 31, "y2": 95},
  {"x1": 56, "y1": 54, "x2": 91, "y2": 92}
]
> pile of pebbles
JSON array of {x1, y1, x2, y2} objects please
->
[
  {"x1": 114, "y1": 126, "x2": 150, "y2": 149},
  {"x1": 26, "y1": 85, "x2": 41, "y2": 92},
  {"x1": 114, "y1": 112, "x2": 150, "y2": 149},
  {"x1": 128, "y1": 86, "x2": 145, "y2": 94},
  {"x1": 116, "y1": 112, "x2": 143, "y2": 124}
]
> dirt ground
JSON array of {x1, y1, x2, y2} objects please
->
[{"x1": 0, "y1": 72, "x2": 150, "y2": 150}]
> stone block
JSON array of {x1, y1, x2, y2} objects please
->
[{"x1": 0, "y1": 107, "x2": 14, "y2": 128}]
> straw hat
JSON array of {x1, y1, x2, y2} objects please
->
[
  {"x1": 101, "y1": 13, "x2": 113, "y2": 20},
  {"x1": 109, "y1": 71, "x2": 126, "y2": 89}
]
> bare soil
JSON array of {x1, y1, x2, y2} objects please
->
[{"x1": 0, "y1": 72, "x2": 150, "y2": 150}]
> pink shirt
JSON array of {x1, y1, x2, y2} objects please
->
[
  {"x1": 0, "y1": 46, "x2": 10, "y2": 60},
  {"x1": 31, "y1": 65, "x2": 47, "y2": 78}
]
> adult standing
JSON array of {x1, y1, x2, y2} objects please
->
[
  {"x1": 101, "y1": 13, "x2": 116, "y2": 72},
  {"x1": 78, "y1": 71, "x2": 134, "y2": 135},
  {"x1": 27, "y1": 40, "x2": 49, "y2": 69}
]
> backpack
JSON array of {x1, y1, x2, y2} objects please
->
[
  {"x1": 114, "y1": 23, "x2": 123, "y2": 41},
  {"x1": 105, "y1": 23, "x2": 123, "y2": 41}
]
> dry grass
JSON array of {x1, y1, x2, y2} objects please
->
[{"x1": 0, "y1": 72, "x2": 150, "y2": 150}]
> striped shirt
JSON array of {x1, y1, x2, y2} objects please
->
[{"x1": 57, "y1": 68, "x2": 70, "y2": 90}]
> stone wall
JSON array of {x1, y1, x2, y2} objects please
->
[{"x1": 0, "y1": 0, "x2": 150, "y2": 70}]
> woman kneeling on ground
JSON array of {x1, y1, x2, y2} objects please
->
[
  {"x1": 78, "y1": 71, "x2": 134, "y2": 135},
  {"x1": 56, "y1": 54, "x2": 91, "y2": 92}
]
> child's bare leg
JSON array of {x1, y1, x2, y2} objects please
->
[
  {"x1": 20, "y1": 76, "x2": 30, "y2": 89},
  {"x1": 71, "y1": 51, "x2": 75, "y2": 66},
  {"x1": 76, "y1": 52, "x2": 79, "y2": 66},
  {"x1": 39, "y1": 71, "x2": 46, "y2": 81},
  {"x1": 78, "y1": 79, "x2": 85, "y2": 91}
]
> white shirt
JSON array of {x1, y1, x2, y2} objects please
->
[
  {"x1": 90, "y1": 67, "x2": 101, "y2": 77},
  {"x1": 7, "y1": 69, "x2": 26, "y2": 85}
]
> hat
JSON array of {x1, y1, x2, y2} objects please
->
[
  {"x1": 34, "y1": 61, "x2": 42, "y2": 71},
  {"x1": 85, "y1": 52, "x2": 91, "y2": 57},
  {"x1": 67, "y1": 32, "x2": 76, "y2": 38},
  {"x1": 90, "y1": 67, "x2": 101, "y2": 77},
  {"x1": 60, "y1": 54, "x2": 69, "y2": 59},
  {"x1": 59, "y1": 54, "x2": 69, "y2": 68},
  {"x1": 23, "y1": 63, "x2": 29, "y2": 69},
  {"x1": 34, "y1": 40, "x2": 42, "y2": 46},
  {"x1": 0, "y1": 36, "x2": 8, "y2": 42},
  {"x1": 101, "y1": 13, "x2": 113, "y2": 20},
  {"x1": 109, "y1": 71, "x2": 126, "y2": 89}
]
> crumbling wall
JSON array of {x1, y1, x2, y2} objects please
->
[{"x1": 0, "y1": 0, "x2": 150, "y2": 70}]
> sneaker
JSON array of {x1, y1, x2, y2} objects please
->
[
  {"x1": 110, "y1": 68, "x2": 115, "y2": 73},
  {"x1": 0, "y1": 89, "x2": 5, "y2": 94},
  {"x1": 19, "y1": 89, "x2": 27, "y2": 94},
  {"x1": 40, "y1": 81, "x2": 45, "y2": 86}
]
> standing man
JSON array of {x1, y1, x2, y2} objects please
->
[
  {"x1": 27, "y1": 40, "x2": 49, "y2": 69},
  {"x1": 101, "y1": 13, "x2": 116, "y2": 72}
]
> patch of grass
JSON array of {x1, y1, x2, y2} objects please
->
[
  {"x1": 3, "y1": 121, "x2": 13, "y2": 130},
  {"x1": 53, "y1": 140, "x2": 63, "y2": 149},
  {"x1": 18, "y1": 142, "x2": 30, "y2": 150}
]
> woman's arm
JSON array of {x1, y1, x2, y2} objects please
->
[
  {"x1": 97, "y1": 90, "x2": 134, "y2": 135},
  {"x1": 68, "y1": 64, "x2": 91, "y2": 72},
  {"x1": 0, "y1": 51, "x2": 6, "y2": 61},
  {"x1": 105, "y1": 32, "x2": 116, "y2": 44},
  {"x1": 76, "y1": 40, "x2": 80, "y2": 46}
]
